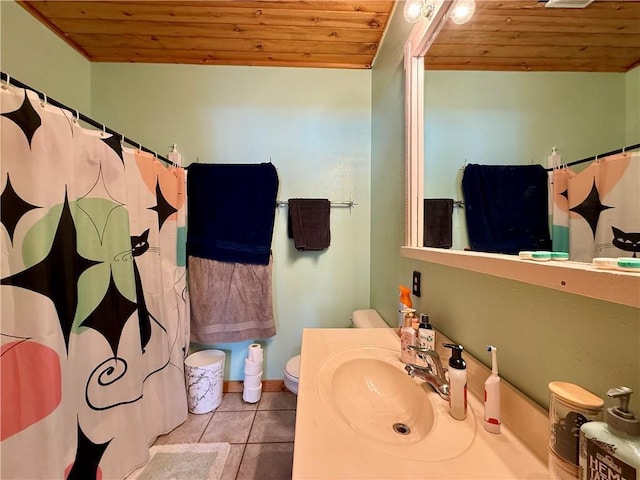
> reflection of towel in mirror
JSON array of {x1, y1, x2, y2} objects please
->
[
  {"x1": 287, "y1": 199, "x2": 331, "y2": 251},
  {"x1": 188, "y1": 255, "x2": 276, "y2": 343},
  {"x1": 424, "y1": 199, "x2": 453, "y2": 248},
  {"x1": 461, "y1": 164, "x2": 551, "y2": 254}
]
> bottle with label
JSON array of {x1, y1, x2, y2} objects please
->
[
  {"x1": 579, "y1": 387, "x2": 640, "y2": 480},
  {"x1": 417, "y1": 314, "x2": 435, "y2": 370},
  {"x1": 444, "y1": 343, "x2": 467, "y2": 420},
  {"x1": 399, "y1": 309, "x2": 417, "y2": 364},
  {"x1": 398, "y1": 286, "x2": 412, "y2": 329},
  {"x1": 417, "y1": 313, "x2": 434, "y2": 351}
]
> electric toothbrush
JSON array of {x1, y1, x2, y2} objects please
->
[{"x1": 484, "y1": 345, "x2": 501, "y2": 434}]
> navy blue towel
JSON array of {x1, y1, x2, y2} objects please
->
[
  {"x1": 461, "y1": 164, "x2": 551, "y2": 255},
  {"x1": 187, "y1": 163, "x2": 279, "y2": 265}
]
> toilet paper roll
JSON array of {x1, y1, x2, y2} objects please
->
[
  {"x1": 243, "y1": 384, "x2": 262, "y2": 403},
  {"x1": 244, "y1": 358, "x2": 263, "y2": 376},
  {"x1": 248, "y1": 343, "x2": 263, "y2": 363},
  {"x1": 243, "y1": 374, "x2": 262, "y2": 389}
]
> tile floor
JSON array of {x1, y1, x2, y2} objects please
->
[{"x1": 154, "y1": 391, "x2": 297, "y2": 480}]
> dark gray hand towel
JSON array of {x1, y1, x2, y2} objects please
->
[
  {"x1": 287, "y1": 199, "x2": 331, "y2": 251},
  {"x1": 424, "y1": 198, "x2": 454, "y2": 248}
]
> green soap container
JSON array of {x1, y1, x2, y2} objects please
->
[
  {"x1": 531, "y1": 251, "x2": 552, "y2": 261},
  {"x1": 617, "y1": 258, "x2": 640, "y2": 272}
]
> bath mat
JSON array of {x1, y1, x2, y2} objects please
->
[{"x1": 126, "y1": 443, "x2": 231, "y2": 480}]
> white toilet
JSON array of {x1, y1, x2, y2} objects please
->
[{"x1": 283, "y1": 309, "x2": 388, "y2": 395}]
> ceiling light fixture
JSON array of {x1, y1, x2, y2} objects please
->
[
  {"x1": 403, "y1": 0, "x2": 434, "y2": 23},
  {"x1": 450, "y1": 0, "x2": 476, "y2": 25},
  {"x1": 404, "y1": 0, "x2": 475, "y2": 25}
]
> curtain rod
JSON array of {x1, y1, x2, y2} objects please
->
[
  {"x1": 0, "y1": 71, "x2": 179, "y2": 168},
  {"x1": 545, "y1": 142, "x2": 640, "y2": 171}
]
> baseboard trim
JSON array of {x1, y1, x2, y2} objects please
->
[{"x1": 224, "y1": 379, "x2": 285, "y2": 393}]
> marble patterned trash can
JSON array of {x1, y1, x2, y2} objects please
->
[{"x1": 184, "y1": 350, "x2": 225, "y2": 414}]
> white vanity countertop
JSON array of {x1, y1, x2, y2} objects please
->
[{"x1": 292, "y1": 328, "x2": 549, "y2": 480}]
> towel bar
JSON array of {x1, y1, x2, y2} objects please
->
[{"x1": 276, "y1": 200, "x2": 357, "y2": 208}]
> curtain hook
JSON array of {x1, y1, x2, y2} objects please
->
[
  {"x1": 40, "y1": 93, "x2": 47, "y2": 108},
  {"x1": 594, "y1": 154, "x2": 599, "y2": 164},
  {"x1": 121, "y1": 134, "x2": 125, "y2": 144},
  {"x1": 1, "y1": 74, "x2": 10, "y2": 89},
  {"x1": 101, "y1": 124, "x2": 106, "y2": 137},
  {"x1": 622, "y1": 146, "x2": 626, "y2": 156},
  {"x1": 74, "y1": 109, "x2": 80, "y2": 124}
]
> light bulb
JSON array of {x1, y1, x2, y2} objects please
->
[
  {"x1": 450, "y1": 0, "x2": 475, "y2": 25},
  {"x1": 404, "y1": 0, "x2": 426, "y2": 23}
]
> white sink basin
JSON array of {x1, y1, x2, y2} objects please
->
[{"x1": 316, "y1": 345, "x2": 476, "y2": 461}]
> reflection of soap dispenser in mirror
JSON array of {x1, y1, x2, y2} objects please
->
[
  {"x1": 444, "y1": 343, "x2": 467, "y2": 420},
  {"x1": 484, "y1": 345, "x2": 501, "y2": 434},
  {"x1": 579, "y1": 386, "x2": 640, "y2": 480}
]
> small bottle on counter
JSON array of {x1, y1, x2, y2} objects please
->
[
  {"x1": 417, "y1": 313, "x2": 435, "y2": 352},
  {"x1": 444, "y1": 343, "x2": 467, "y2": 420},
  {"x1": 399, "y1": 309, "x2": 417, "y2": 364},
  {"x1": 579, "y1": 387, "x2": 639, "y2": 480}
]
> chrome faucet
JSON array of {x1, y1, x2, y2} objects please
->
[{"x1": 405, "y1": 346, "x2": 450, "y2": 400}]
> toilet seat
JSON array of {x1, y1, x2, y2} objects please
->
[{"x1": 284, "y1": 355, "x2": 300, "y2": 394}]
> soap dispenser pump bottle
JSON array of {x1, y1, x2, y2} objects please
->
[
  {"x1": 444, "y1": 343, "x2": 467, "y2": 420},
  {"x1": 579, "y1": 386, "x2": 640, "y2": 480}
]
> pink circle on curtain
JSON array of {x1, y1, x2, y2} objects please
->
[{"x1": 1, "y1": 340, "x2": 62, "y2": 441}]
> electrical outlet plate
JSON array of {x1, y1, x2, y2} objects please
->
[{"x1": 412, "y1": 271, "x2": 421, "y2": 297}]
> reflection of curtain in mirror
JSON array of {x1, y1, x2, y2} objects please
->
[
  {"x1": 552, "y1": 152, "x2": 640, "y2": 262},
  {"x1": 0, "y1": 86, "x2": 189, "y2": 479}
]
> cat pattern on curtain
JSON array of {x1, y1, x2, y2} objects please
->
[
  {"x1": 1, "y1": 86, "x2": 189, "y2": 479},
  {"x1": 552, "y1": 151, "x2": 640, "y2": 262}
]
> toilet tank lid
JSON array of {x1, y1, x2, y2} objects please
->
[{"x1": 351, "y1": 309, "x2": 387, "y2": 328}]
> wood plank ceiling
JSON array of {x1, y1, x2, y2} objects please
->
[
  {"x1": 18, "y1": 1, "x2": 394, "y2": 69},
  {"x1": 17, "y1": 0, "x2": 640, "y2": 72},
  {"x1": 428, "y1": 0, "x2": 640, "y2": 72}
]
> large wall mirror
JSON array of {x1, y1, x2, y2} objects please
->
[{"x1": 402, "y1": 0, "x2": 640, "y2": 308}]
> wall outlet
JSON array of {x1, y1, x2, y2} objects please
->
[{"x1": 412, "y1": 271, "x2": 421, "y2": 297}]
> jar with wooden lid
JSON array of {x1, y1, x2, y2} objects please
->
[{"x1": 548, "y1": 381, "x2": 604, "y2": 471}]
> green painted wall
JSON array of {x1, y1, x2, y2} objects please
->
[
  {"x1": 0, "y1": 1, "x2": 91, "y2": 113},
  {"x1": 370, "y1": 5, "x2": 640, "y2": 411},
  {"x1": 90, "y1": 63, "x2": 372, "y2": 381},
  {"x1": 626, "y1": 66, "x2": 640, "y2": 145}
]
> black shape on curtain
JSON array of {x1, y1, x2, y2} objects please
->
[
  {"x1": 80, "y1": 271, "x2": 138, "y2": 357},
  {"x1": 569, "y1": 179, "x2": 613, "y2": 237},
  {"x1": 66, "y1": 422, "x2": 112, "y2": 480},
  {"x1": 1, "y1": 192, "x2": 100, "y2": 352},
  {"x1": 0, "y1": 92, "x2": 42, "y2": 148},
  {"x1": 149, "y1": 180, "x2": 177, "y2": 231},
  {"x1": 1, "y1": 173, "x2": 40, "y2": 244},
  {"x1": 100, "y1": 134, "x2": 124, "y2": 164}
]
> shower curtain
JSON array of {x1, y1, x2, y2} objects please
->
[
  {"x1": 551, "y1": 151, "x2": 640, "y2": 262},
  {"x1": 1, "y1": 86, "x2": 189, "y2": 479}
]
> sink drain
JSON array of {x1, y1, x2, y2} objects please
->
[{"x1": 392, "y1": 423, "x2": 411, "y2": 435}]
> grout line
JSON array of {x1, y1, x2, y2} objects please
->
[{"x1": 196, "y1": 411, "x2": 216, "y2": 443}]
